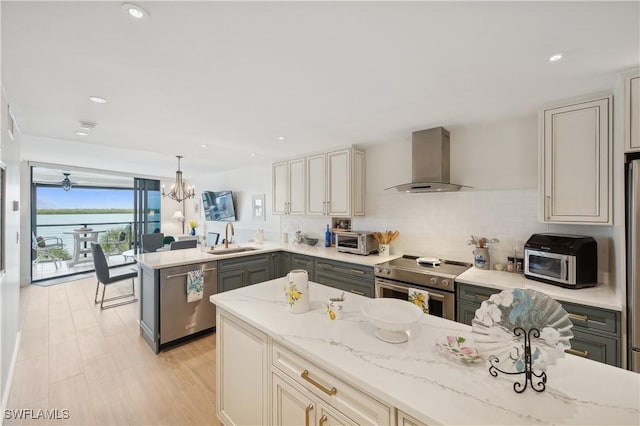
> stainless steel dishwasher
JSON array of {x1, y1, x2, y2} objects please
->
[{"x1": 159, "y1": 261, "x2": 217, "y2": 346}]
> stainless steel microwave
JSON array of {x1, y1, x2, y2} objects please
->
[
  {"x1": 335, "y1": 231, "x2": 378, "y2": 255},
  {"x1": 524, "y1": 233, "x2": 597, "y2": 288}
]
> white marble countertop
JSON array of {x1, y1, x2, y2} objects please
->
[
  {"x1": 135, "y1": 241, "x2": 401, "y2": 269},
  {"x1": 457, "y1": 268, "x2": 622, "y2": 311},
  {"x1": 210, "y1": 279, "x2": 640, "y2": 425}
]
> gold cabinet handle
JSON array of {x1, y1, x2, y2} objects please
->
[
  {"x1": 301, "y1": 370, "x2": 337, "y2": 396},
  {"x1": 319, "y1": 415, "x2": 328, "y2": 426},
  {"x1": 349, "y1": 289, "x2": 365, "y2": 296},
  {"x1": 566, "y1": 348, "x2": 590, "y2": 358},
  {"x1": 305, "y1": 404, "x2": 314, "y2": 426},
  {"x1": 350, "y1": 269, "x2": 365, "y2": 275},
  {"x1": 475, "y1": 294, "x2": 490, "y2": 301},
  {"x1": 568, "y1": 313, "x2": 589, "y2": 322}
]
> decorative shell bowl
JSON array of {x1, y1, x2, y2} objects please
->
[{"x1": 361, "y1": 298, "x2": 423, "y2": 343}]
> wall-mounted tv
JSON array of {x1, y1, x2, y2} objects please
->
[{"x1": 202, "y1": 191, "x2": 237, "y2": 222}]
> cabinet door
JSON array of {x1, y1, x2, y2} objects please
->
[
  {"x1": 291, "y1": 254, "x2": 315, "y2": 277},
  {"x1": 327, "y1": 149, "x2": 351, "y2": 216},
  {"x1": 273, "y1": 161, "x2": 289, "y2": 214},
  {"x1": 456, "y1": 301, "x2": 480, "y2": 326},
  {"x1": 307, "y1": 153, "x2": 327, "y2": 216},
  {"x1": 272, "y1": 372, "x2": 317, "y2": 426},
  {"x1": 541, "y1": 96, "x2": 611, "y2": 224},
  {"x1": 247, "y1": 263, "x2": 271, "y2": 285},
  {"x1": 623, "y1": 69, "x2": 640, "y2": 152},
  {"x1": 352, "y1": 149, "x2": 366, "y2": 216},
  {"x1": 289, "y1": 158, "x2": 306, "y2": 215},
  {"x1": 567, "y1": 329, "x2": 620, "y2": 367},
  {"x1": 217, "y1": 312, "x2": 268, "y2": 426},
  {"x1": 218, "y1": 268, "x2": 245, "y2": 293},
  {"x1": 272, "y1": 251, "x2": 292, "y2": 278}
]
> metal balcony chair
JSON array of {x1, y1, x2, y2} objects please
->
[
  {"x1": 31, "y1": 231, "x2": 64, "y2": 269},
  {"x1": 91, "y1": 242, "x2": 138, "y2": 310},
  {"x1": 106, "y1": 224, "x2": 132, "y2": 261}
]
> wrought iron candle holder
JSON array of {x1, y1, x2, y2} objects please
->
[{"x1": 488, "y1": 327, "x2": 547, "y2": 393}]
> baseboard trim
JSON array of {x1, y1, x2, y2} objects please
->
[{"x1": 1, "y1": 331, "x2": 21, "y2": 426}]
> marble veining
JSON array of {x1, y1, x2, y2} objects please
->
[{"x1": 211, "y1": 279, "x2": 639, "y2": 425}]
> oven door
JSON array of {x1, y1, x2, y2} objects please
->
[
  {"x1": 335, "y1": 233, "x2": 362, "y2": 254},
  {"x1": 374, "y1": 277, "x2": 455, "y2": 321},
  {"x1": 524, "y1": 249, "x2": 575, "y2": 285}
]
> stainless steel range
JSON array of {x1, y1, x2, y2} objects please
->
[{"x1": 374, "y1": 255, "x2": 472, "y2": 321}]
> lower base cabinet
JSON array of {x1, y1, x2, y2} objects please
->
[
  {"x1": 216, "y1": 309, "x2": 394, "y2": 426},
  {"x1": 455, "y1": 283, "x2": 622, "y2": 367},
  {"x1": 216, "y1": 312, "x2": 269, "y2": 426},
  {"x1": 272, "y1": 371, "x2": 356, "y2": 426}
]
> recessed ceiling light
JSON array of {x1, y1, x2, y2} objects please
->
[
  {"x1": 278, "y1": 136, "x2": 285, "y2": 141},
  {"x1": 250, "y1": 153, "x2": 256, "y2": 157},
  {"x1": 121, "y1": 3, "x2": 150, "y2": 21},
  {"x1": 89, "y1": 96, "x2": 107, "y2": 104},
  {"x1": 76, "y1": 131, "x2": 89, "y2": 136},
  {"x1": 201, "y1": 144, "x2": 208, "y2": 148},
  {"x1": 548, "y1": 53, "x2": 563, "y2": 62},
  {"x1": 79, "y1": 121, "x2": 96, "y2": 131}
]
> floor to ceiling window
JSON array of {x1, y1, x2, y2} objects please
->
[{"x1": 30, "y1": 166, "x2": 147, "y2": 282}]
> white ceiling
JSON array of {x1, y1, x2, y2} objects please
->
[{"x1": 2, "y1": 1, "x2": 639, "y2": 176}]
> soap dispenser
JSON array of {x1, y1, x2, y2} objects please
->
[{"x1": 325, "y1": 225, "x2": 331, "y2": 247}]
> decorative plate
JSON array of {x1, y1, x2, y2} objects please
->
[
  {"x1": 471, "y1": 288, "x2": 573, "y2": 373},
  {"x1": 435, "y1": 335, "x2": 484, "y2": 364}
]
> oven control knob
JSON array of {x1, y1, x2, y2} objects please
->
[
  {"x1": 430, "y1": 277, "x2": 438, "y2": 285},
  {"x1": 441, "y1": 279, "x2": 450, "y2": 286}
]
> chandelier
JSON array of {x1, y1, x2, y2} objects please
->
[{"x1": 161, "y1": 155, "x2": 196, "y2": 202}]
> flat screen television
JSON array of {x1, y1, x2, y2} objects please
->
[{"x1": 202, "y1": 191, "x2": 237, "y2": 221}]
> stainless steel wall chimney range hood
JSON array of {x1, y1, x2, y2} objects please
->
[{"x1": 386, "y1": 127, "x2": 468, "y2": 193}]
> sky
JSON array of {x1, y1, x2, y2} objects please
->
[{"x1": 37, "y1": 187, "x2": 134, "y2": 209}]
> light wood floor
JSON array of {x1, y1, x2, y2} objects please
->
[{"x1": 6, "y1": 276, "x2": 217, "y2": 425}]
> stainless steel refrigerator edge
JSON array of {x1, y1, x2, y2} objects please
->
[{"x1": 626, "y1": 157, "x2": 640, "y2": 372}]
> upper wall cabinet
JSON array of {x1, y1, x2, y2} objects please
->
[
  {"x1": 306, "y1": 147, "x2": 365, "y2": 217},
  {"x1": 272, "y1": 158, "x2": 305, "y2": 215},
  {"x1": 622, "y1": 68, "x2": 640, "y2": 153},
  {"x1": 540, "y1": 95, "x2": 612, "y2": 225}
]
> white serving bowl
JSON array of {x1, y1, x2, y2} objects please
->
[{"x1": 361, "y1": 298, "x2": 423, "y2": 343}]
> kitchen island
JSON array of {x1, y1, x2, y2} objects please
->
[
  {"x1": 136, "y1": 242, "x2": 400, "y2": 351},
  {"x1": 210, "y1": 278, "x2": 640, "y2": 426}
]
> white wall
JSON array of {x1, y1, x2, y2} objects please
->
[
  {"x1": 189, "y1": 165, "x2": 279, "y2": 245},
  {"x1": 1, "y1": 88, "x2": 22, "y2": 416}
]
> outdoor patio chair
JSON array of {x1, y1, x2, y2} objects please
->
[
  {"x1": 91, "y1": 242, "x2": 137, "y2": 309},
  {"x1": 31, "y1": 231, "x2": 64, "y2": 269},
  {"x1": 106, "y1": 224, "x2": 132, "y2": 261}
]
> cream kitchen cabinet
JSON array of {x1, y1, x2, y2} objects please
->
[
  {"x1": 622, "y1": 68, "x2": 640, "y2": 152},
  {"x1": 216, "y1": 311, "x2": 269, "y2": 426},
  {"x1": 272, "y1": 371, "x2": 356, "y2": 426},
  {"x1": 539, "y1": 95, "x2": 612, "y2": 224},
  {"x1": 271, "y1": 342, "x2": 392, "y2": 425},
  {"x1": 273, "y1": 158, "x2": 305, "y2": 215},
  {"x1": 306, "y1": 147, "x2": 365, "y2": 217}
]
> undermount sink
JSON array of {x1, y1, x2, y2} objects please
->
[{"x1": 206, "y1": 246, "x2": 258, "y2": 255}]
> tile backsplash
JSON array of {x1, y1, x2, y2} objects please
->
[{"x1": 281, "y1": 189, "x2": 614, "y2": 284}]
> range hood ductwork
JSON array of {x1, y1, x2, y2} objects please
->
[{"x1": 386, "y1": 127, "x2": 468, "y2": 193}]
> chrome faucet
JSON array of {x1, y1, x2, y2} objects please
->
[{"x1": 225, "y1": 222, "x2": 235, "y2": 248}]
